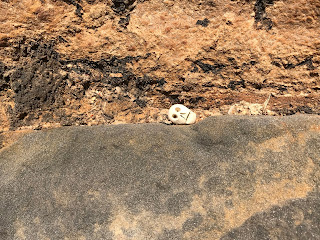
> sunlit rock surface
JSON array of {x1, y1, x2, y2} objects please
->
[
  {"x1": 0, "y1": 115, "x2": 319, "y2": 239},
  {"x1": 0, "y1": 0, "x2": 319, "y2": 138}
]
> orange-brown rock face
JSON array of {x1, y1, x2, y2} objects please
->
[{"x1": 0, "y1": 0, "x2": 319, "y2": 145}]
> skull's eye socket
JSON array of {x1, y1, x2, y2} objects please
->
[
  {"x1": 175, "y1": 107, "x2": 181, "y2": 112},
  {"x1": 172, "y1": 114, "x2": 178, "y2": 119}
]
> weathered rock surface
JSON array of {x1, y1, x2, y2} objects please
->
[
  {"x1": 0, "y1": 0, "x2": 319, "y2": 139},
  {"x1": 0, "y1": 115, "x2": 319, "y2": 239}
]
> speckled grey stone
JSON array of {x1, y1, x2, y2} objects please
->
[{"x1": 0, "y1": 115, "x2": 319, "y2": 239}]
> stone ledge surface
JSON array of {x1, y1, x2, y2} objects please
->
[{"x1": 0, "y1": 115, "x2": 319, "y2": 239}]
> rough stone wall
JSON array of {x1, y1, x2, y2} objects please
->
[{"x1": 0, "y1": 0, "x2": 319, "y2": 146}]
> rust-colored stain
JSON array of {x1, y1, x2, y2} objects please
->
[{"x1": 0, "y1": 129, "x2": 33, "y2": 151}]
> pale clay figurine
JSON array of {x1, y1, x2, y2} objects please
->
[{"x1": 168, "y1": 104, "x2": 196, "y2": 125}]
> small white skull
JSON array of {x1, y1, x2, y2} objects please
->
[{"x1": 168, "y1": 104, "x2": 196, "y2": 125}]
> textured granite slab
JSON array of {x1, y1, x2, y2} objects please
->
[{"x1": 0, "y1": 115, "x2": 319, "y2": 239}]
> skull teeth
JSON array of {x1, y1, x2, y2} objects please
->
[{"x1": 180, "y1": 112, "x2": 190, "y2": 120}]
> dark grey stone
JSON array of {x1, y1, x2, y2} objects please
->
[
  {"x1": 0, "y1": 115, "x2": 319, "y2": 239},
  {"x1": 221, "y1": 194, "x2": 320, "y2": 240}
]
